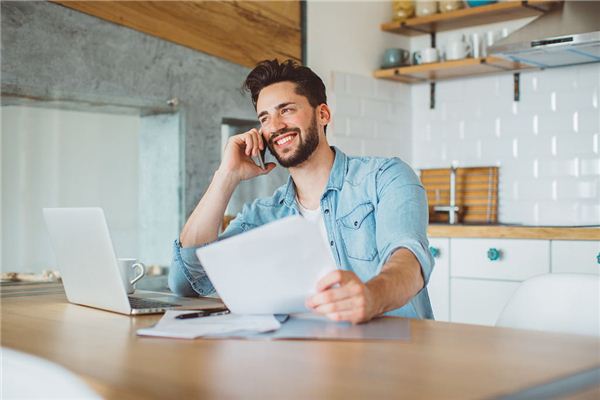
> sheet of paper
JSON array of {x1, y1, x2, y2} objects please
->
[
  {"x1": 196, "y1": 216, "x2": 337, "y2": 314},
  {"x1": 136, "y1": 311, "x2": 281, "y2": 339}
]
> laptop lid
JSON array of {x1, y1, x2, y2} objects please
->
[{"x1": 43, "y1": 207, "x2": 132, "y2": 314}]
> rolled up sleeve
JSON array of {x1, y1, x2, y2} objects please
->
[{"x1": 375, "y1": 159, "x2": 434, "y2": 286}]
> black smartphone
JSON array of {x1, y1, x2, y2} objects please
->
[{"x1": 256, "y1": 145, "x2": 267, "y2": 169}]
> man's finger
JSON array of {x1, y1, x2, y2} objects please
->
[
  {"x1": 315, "y1": 270, "x2": 349, "y2": 292},
  {"x1": 309, "y1": 284, "x2": 361, "y2": 307},
  {"x1": 313, "y1": 297, "x2": 356, "y2": 314}
]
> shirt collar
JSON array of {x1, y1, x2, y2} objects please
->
[{"x1": 281, "y1": 146, "x2": 347, "y2": 208}]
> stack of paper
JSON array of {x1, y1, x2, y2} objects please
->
[{"x1": 137, "y1": 311, "x2": 281, "y2": 339}]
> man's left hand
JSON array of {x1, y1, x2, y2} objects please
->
[{"x1": 305, "y1": 270, "x2": 379, "y2": 324}]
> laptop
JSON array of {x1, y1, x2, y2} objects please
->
[{"x1": 43, "y1": 207, "x2": 221, "y2": 315}]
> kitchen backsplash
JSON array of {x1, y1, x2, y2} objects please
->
[{"x1": 328, "y1": 64, "x2": 599, "y2": 226}]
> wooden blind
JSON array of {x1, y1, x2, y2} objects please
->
[{"x1": 420, "y1": 167, "x2": 499, "y2": 224}]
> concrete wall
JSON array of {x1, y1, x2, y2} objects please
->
[{"x1": 1, "y1": 1, "x2": 257, "y2": 219}]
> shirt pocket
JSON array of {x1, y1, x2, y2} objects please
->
[{"x1": 338, "y1": 202, "x2": 377, "y2": 261}]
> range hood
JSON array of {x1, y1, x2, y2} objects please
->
[{"x1": 490, "y1": 1, "x2": 600, "y2": 68}]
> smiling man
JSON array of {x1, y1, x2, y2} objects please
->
[{"x1": 169, "y1": 59, "x2": 434, "y2": 323}]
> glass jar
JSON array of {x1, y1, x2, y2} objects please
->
[{"x1": 392, "y1": 0, "x2": 415, "y2": 22}]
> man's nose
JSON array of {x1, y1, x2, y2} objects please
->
[{"x1": 267, "y1": 113, "x2": 287, "y2": 133}]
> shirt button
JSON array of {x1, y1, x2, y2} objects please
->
[
  {"x1": 330, "y1": 240, "x2": 334, "y2": 246},
  {"x1": 324, "y1": 209, "x2": 330, "y2": 214},
  {"x1": 354, "y1": 221, "x2": 358, "y2": 227}
]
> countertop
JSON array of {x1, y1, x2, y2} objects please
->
[{"x1": 427, "y1": 224, "x2": 600, "y2": 240}]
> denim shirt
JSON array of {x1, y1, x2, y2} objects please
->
[{"x1": 169, "y1": 147, "x2": 435, "y2": 319}]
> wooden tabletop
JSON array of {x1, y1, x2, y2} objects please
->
[
  {"x1": 2, "y1": 291, "x2": 599, "y2": 399},
  {"x1": 428, "y1": 225, "x2": 600, "y2": 240}
]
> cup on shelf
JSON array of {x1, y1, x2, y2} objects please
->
[
  {"x1": 413, "y1": 48, "x2": 440, "y2": 64},
  {"x1": 415, "y1": 0, "x2": 438, "y2": 17},
  {"x1": 466, "y1": 0, "x2": 497, "y2": 7},
  {"x1": 445, "y1": 39, "x2": 471, "y2": 60},
  {"x1": 382, "y1": 48, "x2": 411, "y2": 68},
  {"x1": 469, "y1": 32, "x2": 483, "y2": 58}
]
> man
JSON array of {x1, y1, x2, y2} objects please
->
[{"x1": 169, "y1": 59, "x2": 434, "y2": 323}]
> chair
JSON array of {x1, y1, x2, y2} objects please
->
[{"x1": 496, "y1": 273, "x2": 600, "y2": 336}]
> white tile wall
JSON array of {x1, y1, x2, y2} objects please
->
[
  {"x1": 329, "y1": 71, "x2": 412, "y2": 162},
  {"x1": 412, "y1": 63, "x2": 600, "y2": 226}
]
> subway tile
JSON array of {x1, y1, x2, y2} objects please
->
[
  {"x1": 329, "y1": 135, "x2": 363, "y2": 156},
  {"x1": 346, "y1": 74, "x2": 375, "y2": 97},
  {"x1": 437, "y1": 80, "x2": 466, "y2": 102},
  {"x1": 333, "y1": 95, "x2": 361, "y2": 117},
  {"x1": 536, "y1": 66, "x2": 579, "y2": 92},
  {"x1": 577, "y1": 109, "x2": 600, "y2": 133},
  {"x1": 480, "y1": 136, "x2": 514, "y2": 159},
  {"x1": 537, "y1": 158, "x2": 578, "y2": 178},
  {"x1": 363, "y1": 138, "x2": 400, "y2": 158},
  {"x1": 555, "y1": 89, "x2": 599, "y2": 113},
  {"x1": 376, "y1": 121, "x2": 406, "y2": 139},
  {"x1": 375, "y1": 79, "x2": 411, "y2": 101},
  {"x1": 555, "y1": 133, "x2": 596, "y2": 157},
  {"x1": 537, "y1": 112, "x2": 574, "y2": 134},
  {"x1": 362, "y1": 98, "x2": 391, "y2": 120},
  {"x1": 515, "y1": 178, "x2": 554, "y2": 200},
  {"x1": 580, "y1": 158, "x2": 600, "y2": 176},
  {"x1": 580, "y1": 202, "x2": 600, "y2": 225},
  {"x1": 498, "y1": 200, "x2": 537, "y2": 225},
  {"x1": 519, "y1": 92, "x2": 553, "y2": 114},
  {"x1": 391, "y1": 102, "x2": 411, "y2": 123},
  {"x1": 517, "y1": 134, "x2": 553, "y2": 159},
  {"x1": 347, "y1": 117, "x2": 376, "y2": 138},
  {"x1": 555, "y1": 178, "x2": 598, "y2": 199},
  {"x1": 330, "y1": 116, "x2": 348, "y2": 136},
  {"x1": 577, "y1": 64, "x2": 600, "y2": 89},
  {"x1": 537, "y1": 201, "x2": 580, "y2": 225},
  {"x1": 502, "y1": 115, "x2": 531, "y2": 137}
]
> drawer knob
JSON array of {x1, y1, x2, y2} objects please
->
[
  {"x1": 429, "y1": 246, "x2": 440, "y2": 258},
  {"x1": 487, "y1": 248, "x2": 501, "y2": 261},
  {"x1": 597, "y1": 252, "x2": 600, "y2": 265}
]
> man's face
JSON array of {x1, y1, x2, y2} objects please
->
[{"x1": 256, "y1": 81, "x2": 320, "y2": 168}]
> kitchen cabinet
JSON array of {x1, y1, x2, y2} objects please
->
[{"x1": 425, "y1": 226, "x2": 600, "y2": 326}]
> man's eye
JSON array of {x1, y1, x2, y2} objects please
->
[{"x1": 282, "y1": 108, "x2": 292, "y2": 114}]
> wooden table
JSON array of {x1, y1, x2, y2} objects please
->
[{"x1": 2, "y1": 289, "x2": 599, "y2": 399}]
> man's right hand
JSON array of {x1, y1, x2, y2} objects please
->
[{"x1": 218, "y1": 128, "x2": 276, "y2": 183}]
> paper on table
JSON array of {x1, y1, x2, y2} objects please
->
[
  {"x1": 196, "y1": 216, "x2": 337, "y2": 314},
  {"x1": 136, "y1": 311, "x2": 282, "y2": 339}
]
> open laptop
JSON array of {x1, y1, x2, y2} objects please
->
[{"x1": 43, "y1": 207, "x2": 221, "y2": 315}]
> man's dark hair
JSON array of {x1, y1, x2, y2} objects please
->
[{"x1": 243, "y1": 59, "x2": 327, "y2": 111}]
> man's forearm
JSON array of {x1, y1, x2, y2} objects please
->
[
  {"x1": 366, "y1": 248, "x2": 425, "y2": 316},
  {"x1": 179, "y1": 170, "x2": 239, "y2": 247}
]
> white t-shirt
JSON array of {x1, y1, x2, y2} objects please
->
[{"x1": 296, "y1": 199, "x2": 336, "y2": 265}]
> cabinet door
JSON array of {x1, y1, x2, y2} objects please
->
[
  {"x1": 427, "y1": 238, "x2": 450, "y2": 322},
  {"x1": 552, "y1": 240, "x2": 600, "y2": 275},
  {"x1": 450, "y1": 278, "x2": 520, "y2": 326},
  {"x1": 451, "y1": 238, "x2": 549, "y2": 281}
]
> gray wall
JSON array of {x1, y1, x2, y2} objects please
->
[{"x1": 1, "y1": 1, "x2": 257, "y2": 218}]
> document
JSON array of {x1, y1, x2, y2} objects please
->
[
  {"x1": 196, "y1": 216, "x2": 337, "y2": 314},
  {"x1": 136, "y1": 311, "x2": 282, "y2": 339}
]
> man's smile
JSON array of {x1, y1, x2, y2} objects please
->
[{"x1": 274, "y1": 132, "x2": 298, "y2": 147}]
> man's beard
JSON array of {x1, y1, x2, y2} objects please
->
[{"x1": 266, "y1": 114, "x2": 319, "y2": 168}]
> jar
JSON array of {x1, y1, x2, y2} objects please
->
[
  {"x1": 392, "y1": 0, "x2": 415, "y2": 22},
  {"x1": 439, "y1": 0, "x2": 464, "y2": 13}
]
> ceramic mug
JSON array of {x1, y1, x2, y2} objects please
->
[
  {"x1": 413, "y1": 48, "x2": 440, "y2": 64},
  {"x1": 382, "y1": 48, "x2": 411, "y2": 68},
  {"x1": 445, "y1": 40, "x2": 472, "y2": 60},
  {"x1": 415, "y1": 0, "x2": 438, "y2": 16},
  {"x1": 118, "y1": 258, "x2": 146, "y2": 294}
]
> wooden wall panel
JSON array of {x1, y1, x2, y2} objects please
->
[{"x1": 53, "y1": 1, "x2": 301, "y2": 68}]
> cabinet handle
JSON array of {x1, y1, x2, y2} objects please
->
[
  {"x1": 487, "y1": 248, "x2": 501, "y2": 261},
  {"x1": 429, "y1": 246, "x2": 440, "y2": 258},
  {"x1": 597, "y1": 252, "x2": 600, "y2": 265}
]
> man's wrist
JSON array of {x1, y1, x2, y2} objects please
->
[{"x1": 213, "y1": 168, "x2": 241, "y2": 189}]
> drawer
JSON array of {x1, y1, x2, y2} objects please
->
[
  {"x1": 450, "y1": 278, "x2": 520, "y2": 326},
  {"x1": 552, "y1": 240, "x2": 600, "y2": 275},
  {"x1": 428, "y1": 238, "x2": 450, "y2": 322},
  {"x1": 451, "y1": 238, "x2": 549, "y2": 281}
]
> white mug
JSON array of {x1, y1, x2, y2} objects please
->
[
  {"x1": 414, "y1": 48, "x2": 440, "y2": 64},
  {"x1": 118, "y1": 258, "x2": 146, "y2": 294},
  {"x1": 445, "y1": 40, "x2": 472, "y2": 60}
]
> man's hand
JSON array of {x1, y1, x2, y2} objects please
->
[
  {"x1": 305, "y1": 270, "x2": 380, "y2": 324},
  {"x1": 218, "y1": 128, "x2": 276, "y2": 183}
]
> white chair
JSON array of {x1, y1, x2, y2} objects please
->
[{"x1": 496, "y1": 273, "x2": 600, "y2": 336}]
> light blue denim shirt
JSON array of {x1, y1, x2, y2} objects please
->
[{"x1": 169, "y1": 146, "x2": 435, "y2": 319}]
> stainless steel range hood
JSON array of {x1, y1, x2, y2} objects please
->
[{"x1": 490, "y1": 1, "x2": 600, "y2": 68}]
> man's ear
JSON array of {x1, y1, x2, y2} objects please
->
[{"x1": 317, "y1": 104, "x2": 331, "y2": 125}]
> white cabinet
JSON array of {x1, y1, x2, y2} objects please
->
[
  {"x1": 552, "y1": 240, "x2": 600, "y2": 275},
  {"x1": 451, "y1": 279, "x2": 520, "y2": 326},
  {"x1": 451, "y1": 239, "x2": 549, "y2": 281},
  {"x1": 427, "y1": 235, "x2": 597, "y2": 327},
  {"x1": 428, "y1": 238, "x2": 450, "y2": 322}
]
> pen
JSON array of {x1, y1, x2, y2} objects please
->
[{"x1": 175, "y1": 309, "x2": 230, "y2": 320}]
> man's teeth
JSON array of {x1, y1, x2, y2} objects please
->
[{"x1": 276, "y1": 135, "x2": 294, "y2": 145}]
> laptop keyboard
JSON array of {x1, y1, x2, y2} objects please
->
[{"x1": 128, "y1": 296, "x2": 181, "y2": 309}]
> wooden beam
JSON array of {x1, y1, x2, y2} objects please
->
[{"x1": 53, "y1": 1, "x2": 301, "y2": 68}]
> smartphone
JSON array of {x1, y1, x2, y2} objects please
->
[{"x1": 256, "y1": 145, "x2": 267, "y2": 169}]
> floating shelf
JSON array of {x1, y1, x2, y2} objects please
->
[
  {"x1": 373, "y1": 56, "x2": 535, "y2": 83},
  {"x1": 381, "y1": 1, "x2": 559, "y2": 36}
]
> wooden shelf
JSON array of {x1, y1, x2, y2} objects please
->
[
  {"x1": 373, "y1": 56, "x2": 535, "y2": 83},
  {"x1": 381, "y1": 1, "x2": 559, "y2": 36}
]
